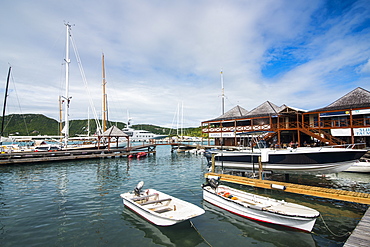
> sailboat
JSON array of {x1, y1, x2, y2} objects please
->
[
  {"x1": 0, "y1": 67, "x2": 16, "y2": 146},
  {"x1": 100, "y1": 53, "x2": 126, "y2": 148},
  {"x1": 59, "y1": 23, "x2": 105, "y2": 151}
]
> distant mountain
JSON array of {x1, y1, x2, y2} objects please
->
[
  {"x1": 0, "y1": 114, "x2": 60, "y2": 136},
  {"x1": 0, "y1": 114, "x2": 204, "y2": 137}
]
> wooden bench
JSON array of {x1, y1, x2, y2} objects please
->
[
  {"x1": 154, "y1": 207, "x2": 173, "y2": 214},
  {"x1": 132, "y1": 194, "x2": 158, "y2": 201},
  {"x1": 140, "y1": 198, "x2": 172, "y2": 206}
]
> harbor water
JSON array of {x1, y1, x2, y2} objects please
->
[{"x1": 0, "y1": 145, "x2": 368, "y2": 247}]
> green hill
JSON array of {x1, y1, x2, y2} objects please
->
[{"x1": 0, "y1": 114, "x2": 204, "y2": 137}]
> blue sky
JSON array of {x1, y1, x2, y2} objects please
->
[{"x1": 0, "y1": 0, "x2": 369, "y2": 128}]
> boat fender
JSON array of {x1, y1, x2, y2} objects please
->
[
  {"x1": 261, "y1": 149, "x2": 269, "y2": 162},
  {"x1": 271, "y1": 184, "x2": 286, "y2": 190}
]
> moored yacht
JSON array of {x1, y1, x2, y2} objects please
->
[
  {"x1": 122, "y1": 125, "x2": 167, "y2": 142},
  {"x1": 206, "y1": 145, "x2": 367, "y2": 175}
]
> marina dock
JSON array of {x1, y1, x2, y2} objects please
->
[
  {"x1": 0, "y1": 142, "x2": 203, "y2": 165},
  {"x1": 0, "y1": 144, "x2": 157, "y2": 165},
  {"x1": 344, "y1": 207, "x2": 370, "y2": 247}
]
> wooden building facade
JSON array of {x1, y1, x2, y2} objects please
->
[{"x1": 201, "y1": 87, "x2": 370, "y2": 148}]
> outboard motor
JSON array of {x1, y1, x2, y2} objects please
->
[
  {"x1": 134, "y1": 181, "x2": 144, "y2": 196},
  {"x1": 208, "y1": 178, "x2": 220, "y2": 189},
  {"x1": 202, "y1": 176, "x2": 220, "y2": 190}
]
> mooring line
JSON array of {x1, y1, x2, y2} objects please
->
[
  {"x1": 318, "y1": 214, "x2": 351, "y2": 238},
  {"x1": 190, "y1": 220, "x2": 212, "y2": 247}
]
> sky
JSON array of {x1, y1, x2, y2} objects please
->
[{"x1": 0, "y1": 0, "x2": 370, "y2": 129}]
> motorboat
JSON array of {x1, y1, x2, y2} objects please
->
[
  {"x1": 202, "y1": 176, "x2": 319, "y2": 232},
  {"x1": 344, "y1": 159, "x2": 370, "y2": 173},
  {"x1": 122, "y1": 127, "x2": 167, "y2": 142},
  {"x1": 120, "y1": 181, "x2": 205, "y2": 226},
  {"x1": 206, "y1": 146, "x2": 367, "y2": 175}
]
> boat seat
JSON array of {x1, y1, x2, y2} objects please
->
[
  {"x1": 154, "y1": 207, "x2": 173, "y2": 213},
  {"x1": 140, "y1": 198, "x2": 172, "y2": 206},
  {"x1": 132, "y1": 194, "x2": 158, "y2": 201}
]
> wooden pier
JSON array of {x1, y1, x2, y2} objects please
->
[
  {"x1": 0, "y1": 144, "x2": 156, "y2": 165},
  {"x1": 205, "y1": 172, "x2": 370, "y2": 204},
  {"x1": 344, "y1": 206, "x2": 370, "y2": 247}
]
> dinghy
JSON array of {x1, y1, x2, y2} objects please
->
[
  {"x1": 120, "y1": 181, "x2": 205, "y2": 226},
  {"x1": 202, "y1": 176, "x2": 320, "y2": 232}
]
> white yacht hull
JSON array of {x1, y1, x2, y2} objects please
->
[
  {"x1": 344, "y1": 160, "x2": 370, "y2": 173},
  {"x1": 213, "y1": 147, "x2": 367, "y2": 174}
]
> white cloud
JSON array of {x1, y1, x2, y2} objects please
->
[
  {"x1": 357, "y1": 59, "x2": 370, "y2": 74},
  {"x1": 0, "y1": 0, "x2": 369, "y2": 128}
]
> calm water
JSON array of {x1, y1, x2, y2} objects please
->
[{"x1": 0, "y1": 145, "x2": 368, "y2": 247}]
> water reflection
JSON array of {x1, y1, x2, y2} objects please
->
[
  {"x1": 122, "y1": 207, "x2": 204, "y2": 247},
  {"x1": 0, "y1": 145, "x2": 369, "y2": 247},
  {"x1": 203, "y1": 201, "x2": 316, "y2": 247}
]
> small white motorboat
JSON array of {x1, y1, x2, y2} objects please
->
[
  {"x1": 202, "y1": 176, "x2": 320, "y2": 232},
  {"x1": 344, "y1": 159, "x2": 370, "y2": 173},
  {"x1": 120, "y1": 181, "x2": 205, "y2": 226}
]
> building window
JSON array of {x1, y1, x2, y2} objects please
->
[
  {"x1": 332, "y1": 117, "x2": 348, "y2": 127},
  {"x1": 365, "y1": 116, "x2": 370, "y2": 126}
]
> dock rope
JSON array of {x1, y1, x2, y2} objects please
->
[
  {"x1": 190, "y1": 220, "x2": 212, "y2": 247},
  {"x1": 318, "y1": 214, "x2": 351, "y2": 238}
]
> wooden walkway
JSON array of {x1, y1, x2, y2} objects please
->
[
  {"x1": 205, "y1": 172, "x2": 370, "y2": 204},
  {"x1": 344, "y1": 207, "x2": 370, "y2": 246},
  {"x1": 0, "y1": 144, "x2": 156, "y2": 165}
]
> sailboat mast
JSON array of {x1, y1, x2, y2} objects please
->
[
  {"x1": 1, "y1": 66, "x2": 11, "y2": 141},
  {"x1": 59, "y1": 96, "x2": 63, "y2": 140},
  {"x1": 102, "y1": 53, "x2": 107, "y2": 132},
  {"x1": 181, "y1": 101, "x2": 183, "y2": 139},
  {"x1": 176, "y1": 103, "x2": 179, "y2": 136},
  {"x1": 63, "y1": 23, "x2": 72, "y2": 146},
  {"x1": 220, "y1": 70, "x2": 225, "y2": 115}
]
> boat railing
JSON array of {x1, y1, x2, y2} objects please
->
[{"x1": 324, "y1": 143, "x2": 366, "y2": 149}]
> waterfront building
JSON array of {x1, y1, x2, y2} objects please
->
[{"x1": 201, "y1": 87, "x2": 370, "y2": 147}]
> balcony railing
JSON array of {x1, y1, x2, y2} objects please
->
[{"x1": 203, "y1": 118, "x2": 370, "y2": 133}]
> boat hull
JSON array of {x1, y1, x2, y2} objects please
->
[
  {"x1": 214, "y1": 148, "x2": 367, "y2": 174},
  {"x1": 344, "y1": 160, "x2": 370, "y2": 173},
  {"x1": 203, "y1": 185, "x2": 319, "y2": 232},
  {"x1": 121, "y1": 189, "x2": 205, "y2": 226}
]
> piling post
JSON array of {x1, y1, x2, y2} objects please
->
[
  {"x1": 258, "y1": 156, "x2": 263, "y2": 180},
  {"x1": 211, "y1": 153, "x2": 216, "y2": 173}
]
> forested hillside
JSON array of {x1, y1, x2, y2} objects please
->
[{"x1": 0, "y1": 114, "x2": 204, "y2": 137}]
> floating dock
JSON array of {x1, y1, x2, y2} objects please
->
[{"x1": 205, "y1": 172, "x2": 370, "y2": 204}]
